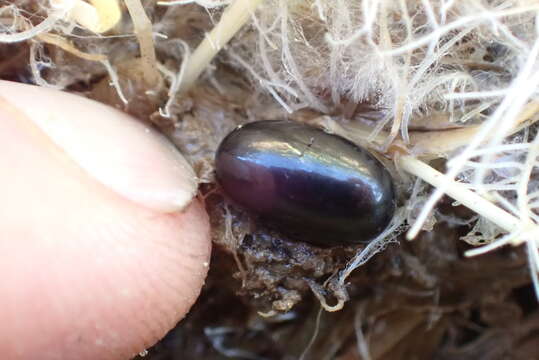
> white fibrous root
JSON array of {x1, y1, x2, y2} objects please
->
[
  {"x1": 0, "y1": 1, "x2": 120, "y2": 41},
  {"x1": 222, "y1": 0, "x2": 539, "y2": 300},
  {"x1": 0, "y1": 3, "x2": 67, "y2": 43},
  {"x1": 0, "y1": 1, "x2": 123, "y2": 91}
]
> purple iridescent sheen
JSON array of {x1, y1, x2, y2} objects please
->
[{"x1": 215, "y1": 120, "x2": 395, "y2": 246}]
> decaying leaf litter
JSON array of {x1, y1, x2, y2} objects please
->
[{"x1": 3, "y1": 0, "x2": 539, "y2": 358}]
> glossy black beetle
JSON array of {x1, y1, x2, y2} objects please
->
[{"x1": 215, "y1": 120, "x2": 395, "y2": 246}]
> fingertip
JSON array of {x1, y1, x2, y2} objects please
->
[
  {"x1": 0, "y1": 197, "x2": 212, "y2": 360},
  {"x1": 0, "y1": 80, "x2": 197, "y2": 213},
  {"x1": 0, "y1": 82, "x2": 213, "y2": 359}
]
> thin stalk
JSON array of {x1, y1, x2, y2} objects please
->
[
  {"x1": 178, "y1": 0, "x2": 264, "y2": 92},
  {"x1": 398, "y1": 155, "x2": 522, "y2": 239},
  {"x1": 124, "y1": 0, "x2": 161, "y2": 87}
]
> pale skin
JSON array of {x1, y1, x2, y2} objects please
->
[{"x1": 0, "y1": 80, "x2": 212, "y2": 360}]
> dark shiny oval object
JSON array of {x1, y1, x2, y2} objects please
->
[{"x1": 215, "y1": 120, "x2": 396, "y2": 246}]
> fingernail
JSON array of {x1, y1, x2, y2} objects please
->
[{"x1": 0, "y1": 80, "x2": 198, "y2": 212}]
